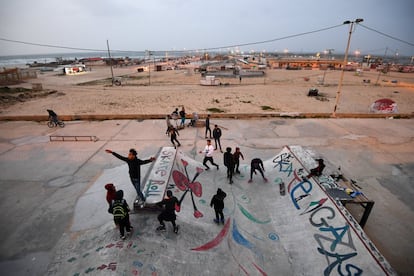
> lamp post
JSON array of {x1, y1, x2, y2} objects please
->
[
  {"x1": 332, "y1": 18, "x2": 363, "y2": 117},
  {"x1": 146, "y1": 50, "x2": 153, "y2": 86}
]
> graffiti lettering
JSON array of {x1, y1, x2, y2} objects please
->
[
  {"x1": 273, "y1": 153, "x2": 294, "y2": 177},
  {"x1": 309, "y1": 206, "x2": 335, "y2": 227},
  {"x1": 317, "y1": 248, "x2": 362, "y2": 276},
  {"x1": 290, "y1": 179, "x2": 312, "y2": 209},
  {"x1": 287, "y1": 169, "x2": 302, "y2": 193}
]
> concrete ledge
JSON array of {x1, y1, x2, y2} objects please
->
[{"x1": 0, "y1": 113, "x2": 412, "y2": 122}]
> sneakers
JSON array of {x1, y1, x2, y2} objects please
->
[
  {"x1": 220, "y1": 218, "x2": 225, "y2": 224},
  {"x1": 248, "y1": 179, "x2": 253, "y2": 183},
  {"x1": 156, "y1": 225, "x2": 166, "y2": 231},
  {"x1": 213, "y1": 219, "x2": 220, "y2": 224},
  {"x1": 264, "y1": 177, "x2": 268, "y2": 183},
  {"x1": 174, "y1": 225, "x2": 179, "y2": 234},
  {"x1": 120, "y1": 235, "x2": 126, "y2": 240},
  {"x1": 216, "y1": 165, "x2": 219, "y2": 170}
]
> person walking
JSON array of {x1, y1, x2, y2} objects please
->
[
  {"x1": 223, "y1": 147, "x2": 235, "y2": 184},
  {"x1": 233, "y1": 147, "x2": 244, "y2": 174},
  {"x1": 168, "y1": 126, "x2": 181, "y2": 148},
  {"x1": 213, "y1": 124, "x2": 223, "y2": 153},
  {"x1": 156, "y1": 190, "x2": 180, "y2": 233},
  {"x1": 248, "y1": 158, "x2": 268, "y2": 183},
  {"x1": 105, "y1": 148, "x2": 155, "y2": 205},
  {"x1": 210, "y1": 188, "x2": 227, "y2": 224},
  {"x1": 199, "y1": 139, "x2": 219, "y2": 170},
  {"x1": 179, "y1": 106, "x2": 186, "y2": 128},
  {"x1": 205, "y1": 114, "x2": 212, "y2": 139},
  {"x1": 165, "y1": 115, "x2": 173, "y2": 135},
  {"x1": 171, "y1": 108, "x2": 179, "y2": 127},
  {"x1": 110, "y1": 190, "x2": 132, "y2": 240}
]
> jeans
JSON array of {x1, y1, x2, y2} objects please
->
[{"x1": 131, "y1": 177, "x2": 145, "y2": 201}]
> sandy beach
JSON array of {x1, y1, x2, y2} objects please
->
[{"x1": 1, "y1": 65, "x2": 413, "y2": 117}]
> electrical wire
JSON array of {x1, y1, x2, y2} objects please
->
[
  {"x1": 0, "y1": 24, "x2": 344, "y2": 54},
  {"x1": 0, "y1": 37, "x2": 107, "y2": 52},
  {"x1": 0, "y1": 23, "x2": 412, "y2": 54},
  {"x1": 359, "y1": 24, "x2": 414, "y2": 47}
]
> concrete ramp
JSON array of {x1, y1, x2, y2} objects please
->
[{"x1": 48, "y1": 146, "x2": 395, "y2": 275}]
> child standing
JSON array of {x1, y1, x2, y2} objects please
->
[
  {"x1": 233, "y1": 147, "x2": 244, "y2": 174},
  {"x1": 105, "y1": 183, "x2": 118, "y2": 227},
  {"x1": 223, "y1": 147, "x2": 235, "y2": 184},
  {"x1": 210, "y1": 188, "x2": 227, "y2": 224},
  {"x1": 110, "y1": 190, "x2": 132, "y2": 240},
  {"x1": 105, "y1": 183, "x2": 117, "y2": 207}
]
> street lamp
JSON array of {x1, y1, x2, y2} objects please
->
[
  {"x1": 332, "y1": 18, "x2": 364, "y2": 117},
  {"x1": 146, "y1": 50, "x2": 153, "y2": 85}
]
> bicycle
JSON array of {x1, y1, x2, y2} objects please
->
[
  {"x1": 47, "y1": 118, "x2": 65, "y2": 128},
  {"x1": 46, "y1": 109, "x2": 65, "y2": 128}
]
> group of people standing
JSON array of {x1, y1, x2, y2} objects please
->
[
  {"x1": 202, "y1": 115, "x2": 268, "y2": 184},
  {"x1": 104, "y1": 113, "x2": 270, "y2": 240}
]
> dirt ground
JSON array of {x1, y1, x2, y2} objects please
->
[{"x1": 1, "y1": 66, "x2": 413, "y2": 116}]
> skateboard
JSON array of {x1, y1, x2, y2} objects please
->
[{"x1": 279, "y1": 181, "x2": 286, "y2": 196}]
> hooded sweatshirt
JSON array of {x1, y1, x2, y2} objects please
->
[
  {"x1": 105, "y1": 183, "x2": 117, "y2": 205},
  {"x1": 210, "y1": 189, "x2": 227, "y2": 210}
]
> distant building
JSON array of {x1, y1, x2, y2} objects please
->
[{"x1": 0, "y1": 68, "x2": 37, "y2": 85}]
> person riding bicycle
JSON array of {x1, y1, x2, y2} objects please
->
[{"x1": 47, "y1": 109, "x2": 59, "y2": 123}]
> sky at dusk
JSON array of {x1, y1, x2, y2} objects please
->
[{"x1": 0, "y1": 0, "x2": 413, "y2": 57}]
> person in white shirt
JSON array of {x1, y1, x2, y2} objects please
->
[{"x1": 199, "y1": 139, "x2": 219, "y2": 170}]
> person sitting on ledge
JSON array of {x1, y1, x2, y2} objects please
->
[{"x1": 306, "y1": 158, "x2": 325, "y2": 178}]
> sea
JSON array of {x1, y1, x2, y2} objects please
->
[{"x1": 0, "y1": 51, "x2": 183, "y2": 68}]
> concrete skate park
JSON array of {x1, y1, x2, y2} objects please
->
[{"x1": 0, "y1": 118, "x2": 413, "y2": 275}]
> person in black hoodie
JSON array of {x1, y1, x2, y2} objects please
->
[
  {"x1": 105, "y1": 148, "x2": 155, "y2": 204},
  {"x1": 223, "y1": 147, "x2": 235, "y2": 184},
  {"x1": 156, "y1": 190, "x2": 180, "y2": 233},
  {"x1": 210, "y1": 188, "x2": 227, "y2": 224},
  {"x1": 213, "y1": 124, "x2": 223, "y2": 153},
  {"x1": 110, "y1": 190, "x2": 132, "y2": 240}
]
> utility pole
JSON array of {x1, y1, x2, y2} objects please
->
[
  {"x1": 106, "y1": 40, "x2": 115, "y2": 86},
  {"x1": 146, "y1": 50, "x2": 152, "y2": 86},
  {"x1": 375, "y1": 47, "x2": 388, "y2": 85},
  {"x1": 332, "y1": 19, "x2": 364, "y2": 117}
]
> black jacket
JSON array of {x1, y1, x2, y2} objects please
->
[
  {"x1": 210, "y1": 189, "x2": 227, "y2": 210},
  {"x1": 112, "y1": 152, "x2": 152, "y2": 179},
  {"x1": 223, "y1": 152, "x2": 234, "y2": 168},
  {"x1": 213, "y1": 127, "x2": 222, "y2": 139}
]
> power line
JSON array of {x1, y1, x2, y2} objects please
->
[
  {"x1": 0, "y1": 37, "x2": 107, "y2": 52},
  {"x1": 0, "y1": 24, "x2": 344, "y2": 54},
  {"x1": 188, "y1": 24, "x2": 344, "y2": 52},
  {"x1": 1, "y1": 23, "x2": 412, "y2": 54},
  {"x1": 359, "y1": 24, "x2": 414, "y2": 47}
]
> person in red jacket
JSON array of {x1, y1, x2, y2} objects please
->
[{"x1": 105, "y1": 183, "x2": 117, "y2": 207}]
